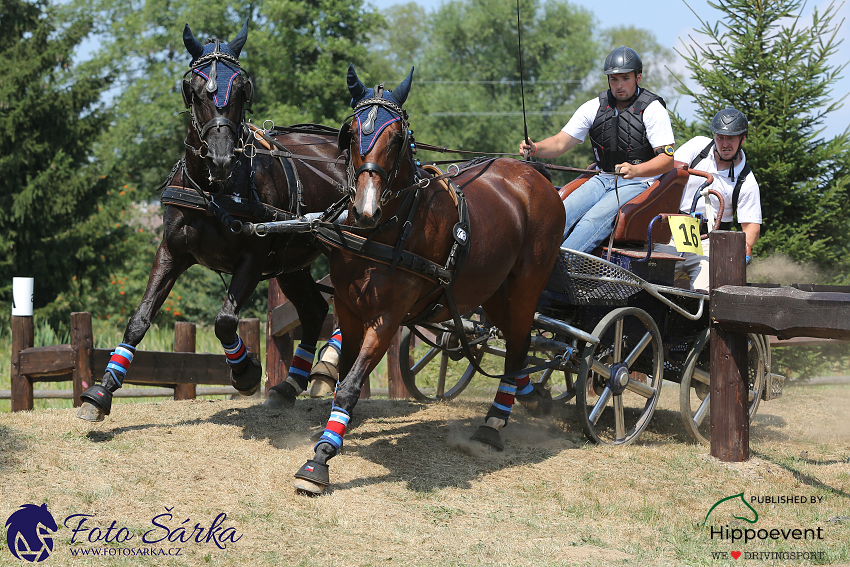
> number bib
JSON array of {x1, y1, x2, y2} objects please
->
[{"x1": 669, "y1": 216, "x2": 705, "y2": 255}]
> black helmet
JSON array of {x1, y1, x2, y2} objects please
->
[
  {"x1": 603, "y1": 47, "x2": 642, "y2": 75},
  {"x1": 710, "y1": 108, "x2": 748, "y2": 137}
]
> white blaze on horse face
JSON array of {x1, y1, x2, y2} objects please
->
[{"x1": 354, "y1": 174, "x2": 382, "y2": 226}]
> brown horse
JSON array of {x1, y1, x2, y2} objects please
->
[
  {"x1": 77, "y1": 21, "x2": 346, "y2": 422},
  {"x1": 293, "y1": 65, "x2": 565, "y2": 494}
]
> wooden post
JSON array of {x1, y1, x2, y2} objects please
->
[
  {"x1": 266, "y1": 279, "x2": 293, "y2": 395},
  {"x1": 709, "y1": 231, "x2": 749, "y2": 461},
  {"x1": 70, "y1": 312, "x2": 93, "y2": 407},
  {"x1": 11, "y1": 315, "x2": 34, "y2": 412},
  {"x1": 387, "y1": 328, "x2": 410, "y2": 399},
  {"x1": 239, "y1": 318, "x2": 261, "y2": 361},
  {"x1": 174, "y1": 322, "x2": 197, "y2": 400}
]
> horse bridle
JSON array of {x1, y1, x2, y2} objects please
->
[
  {"x1": 343, "y1": 94, "x2": 418, "y2": 204},
  {"x1": 181, "y1": 41, "x2": 253, "y2": 161}
]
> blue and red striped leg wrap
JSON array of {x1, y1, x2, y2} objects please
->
[
  {"x1": 315, "y1": 404, "x2": 350, "y2": 456},
  {"x1": 105, "y1": 343, "x2": 135, "y2": 390},
  {"x1": 327, "y1": 328, "x2": 342, "y2": 354},
  {"x1": 222, "y1": 336, "x2": 248, "y2": 366},
  {"x1": 285, "y1": 344, "x2": 316, "y2": 394},
  {"x1": 485, "y1": 379, "x2": 517, "y2": 427},
  {"x1": 515, "y1": 375, "x2": 533, "y2": 396}
]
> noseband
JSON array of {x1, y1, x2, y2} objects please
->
[{"x1": 345, "y1": 95, "x2": 417, "y2": 204}]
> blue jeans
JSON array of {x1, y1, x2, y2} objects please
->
[{"x1": 561, "y1": 175, "x2": 651, "y2": 252}]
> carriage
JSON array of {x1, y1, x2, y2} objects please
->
[{"x1": 392, "y1": 161, "x2": 785, "y2": 446}]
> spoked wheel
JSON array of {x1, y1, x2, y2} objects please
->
[
  {"x1": 679, "y1": 329, "x2": 766, "y2": 445},
  {"x1": 576, "y1": 307, "x2": 664, "y2": 446},
  {"x1": 398, "y1": 323, "x2": 483, "y2": 401}
]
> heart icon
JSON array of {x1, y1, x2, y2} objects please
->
[{"x1": 731, "y1": 551, "x2": 742, "y2": 559}]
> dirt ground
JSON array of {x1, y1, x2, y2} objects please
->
[{"x1": 0, "y1": 382, "x2": 848, "y2": 566}]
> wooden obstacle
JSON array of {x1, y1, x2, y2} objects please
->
[
  {"x1": 8, "y1": 312, "x2": 260, "y2": 411},
  {"x1": 709, "y1": 231, "x2": 850, "y2": 462}
]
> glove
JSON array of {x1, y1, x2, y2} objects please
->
[{"x1": 746, "y1": 255, "x2": 752, "y2": 265}]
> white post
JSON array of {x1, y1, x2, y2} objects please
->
[{"x1": 12, "y1": 277, "x2": 34, "y2": 316}]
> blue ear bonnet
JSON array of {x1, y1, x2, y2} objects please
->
[
  {"x1": 192, "y1": 43, "x2": 241, "y2": 108},
  {"x1": 351, "y1": 89, "x2": 405, "y2": 156}
]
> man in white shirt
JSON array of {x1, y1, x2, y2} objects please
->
[
  {"x1": 519, "y1": 46, "x2": 676, "y2": 253},
  {"x1": 654, "y1": 107, "x2": 762, "y2": 291}
]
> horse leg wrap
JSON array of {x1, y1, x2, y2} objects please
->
[
  {"x1": 314, "y1": 406, "x2": 350, "y2": 456},
  {"x1": 285, "y1": 344, "x2": 316, "y2": 395},
  {"x1": 222, "y1": 335, "x2": 249, "y2": 373},
  {"x1": 515, "y1": 375, "x2": 554, "y2": 416},
  {"x1": 514, "y1": 375, "x2": 537, "y2": 410},
  {"x1": 223, "y1": 335, "x2": 261, "y2": 395},
  {"x1": 104, "y1": 344, "x2": 135, "y2": 392}
]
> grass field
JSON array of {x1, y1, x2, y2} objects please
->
[{"x1": 0, "y1": 379, "x2": 848, "y2": 566}]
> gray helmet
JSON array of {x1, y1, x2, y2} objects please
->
[
  {"x1": 603, "y1": 47, "x2": 642, "y2": 75},
  {"x1": 710, "y1": 108, "x2": 748, "y2": 137}
]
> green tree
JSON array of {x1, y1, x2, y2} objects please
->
[
  {"x1": 54, "y1": 0, "x2": 380, "y2": 327},
  {"x1": 671, "y1": 0, "x2": 850, "y2": 274},
  {"x1": 362, "y1": 0, "x2": 676, "y2": 185},
  {"x1": 0, "y1": 0, "x2": 141, "y2": 324}
]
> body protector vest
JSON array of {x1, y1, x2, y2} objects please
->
[
  {"x1": 589, "y1": 88, "x2": 665, "y2": 173},
  {"x1": 689, "y1": 140, "x2": 751, "y2": 231}
]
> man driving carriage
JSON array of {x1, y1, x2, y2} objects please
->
[
  {"x1": 653, "y1": 107, "x2": 762, "y2": 292},
  {"x1": 519, "y1": 46, "x2": 676, "y2": 253}
]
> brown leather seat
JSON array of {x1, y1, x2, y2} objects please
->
[{"x1": 559, "y1": 161, "x2": 690, "y2": 246}]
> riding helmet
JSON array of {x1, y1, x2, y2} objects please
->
[
  {"x1": 710, "y1": 108, "x2": 749, "y2": 137},
  {"x1": 603, "y1": 47, "x2": 643, "y2": 75}
]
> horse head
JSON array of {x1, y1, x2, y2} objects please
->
[
  {"x1": 344, "y1": 63, "x2": 414, "y2": 229},
  {"x1": 182, "y1": 19, "x2": 253, "y2": 184}
]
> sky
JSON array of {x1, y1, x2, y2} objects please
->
[{"x1": 365, "y1": 0, "x2": 850, "y2": 139}]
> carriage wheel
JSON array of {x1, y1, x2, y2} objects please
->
[
  {"x1": 679, "y1": 329, "x2": 766, "y2": 445},
  {"x1": 575, "y1": 307, "x2": 664, "y2": 446},
  {"x1": 398, "y1": 325, "x2": 482, "y2": 401}
]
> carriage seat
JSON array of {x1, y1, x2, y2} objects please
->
[{"x1": 558, "y1": 161, "x2": 690, "y2": 246}]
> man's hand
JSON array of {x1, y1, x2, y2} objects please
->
[
  {"x1": 615, "y1": 162, "x2": 638, "y2": 179},
  {"x1": 519, "y1": 139, "x2": 537, "y2": 158}
]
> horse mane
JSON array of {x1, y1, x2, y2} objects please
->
[{"x1": 525, "y1": 160, "x2": 553, "y2": 184}]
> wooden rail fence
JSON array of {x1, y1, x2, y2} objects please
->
[{"x1": 8, "y1": 312, "x2": 260, "y2": 411}]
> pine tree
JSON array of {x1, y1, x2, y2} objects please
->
[
  {"x1": 671, "y1": 0, "x2": 850, "y2": 273},
  {"x1": 0, "y1": 0, "x2": 141, "y2": 321}
]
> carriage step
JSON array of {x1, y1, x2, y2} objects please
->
[{"x1": 763, "y1": 372, "x2": 785, "y2": 401}]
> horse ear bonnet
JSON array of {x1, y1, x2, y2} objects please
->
[
  {"x1": 183, "y1": 20, "x2": 251, "y2": 109},
  {"x1": 346, "y1": 64, "x2": 415, "y2": 156}
]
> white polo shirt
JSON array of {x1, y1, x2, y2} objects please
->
[
  {"x1": 676, "y1": 136, "x2": 762, "y2": 224},
  {"x1": 561, "y1": 89, "x2": 675, "y2": 183}
]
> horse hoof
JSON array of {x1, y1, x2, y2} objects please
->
[
  {"x1": 264, "y1": 383, "x2": 296, "y2": 408},
  {"x1": 294, "y1": 460, "x2": 329, "y2": 494},
  {"x1": 76, "y1": 401, "x2": 107, "y2": 423},
  {"x1": 517, "y1": 384, "x2": 553, "y2": 416},
  {"x1": 231, "y1": 358, "x2": 262, "y2": 396},
  {"x1": 294, "y1": 478, "x2": 326, "y2": 495},
  {"x1": 470, "y1": 425, "x2": 504, "y2": 451},
  {"x1": 308, "y1": 375, "x2": 336, "y2": 398}
]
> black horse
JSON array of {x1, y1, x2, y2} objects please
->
[{"x1": 77, "y1": 20, "x2": 346, "y2": 421}]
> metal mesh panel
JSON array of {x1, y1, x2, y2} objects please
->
[{"x1": 552, "y1": 250, "x2": 644, "y2": 306}]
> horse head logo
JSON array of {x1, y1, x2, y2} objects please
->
[
  {"x1": 702, "y1": 492, "x2": 759, "y2": 526},
  {"x1": 5, "y1": 503, "x2": 58, "y2": 562}
]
